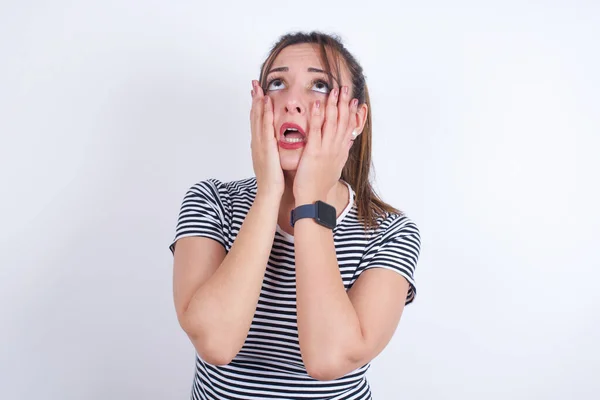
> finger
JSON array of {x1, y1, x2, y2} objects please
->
[
  {"x1": 307, "y1": 99, "x2": 324, "y2": 147},
  {"x1": 250, "y1": 83, "x2": 261, "y2": 120},
  {"x1": 251, "y1": 80, "x2": 264, "y2": 141},
  {"x1": 322, "y1": 87, "x2": 339, "y2": 144},
  {"x1": 254, "y1": 80, "x2": 265, "y2": 98},
  {"x1": 345, "y1": 98, "x2": 359, "y2": 144},
  {"x1": 334, "y1": 86, "x2": 351, "y2": 146},
  {"x1": 255, "y1": 83, "x2": 273, "y2": 141},
  {"x1": 263, "y1": 95, "x2": 274, "y2": 139}
]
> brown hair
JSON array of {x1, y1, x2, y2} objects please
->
[{"x1": 258, "y1": 31, "x2": 403, "y2": 231}]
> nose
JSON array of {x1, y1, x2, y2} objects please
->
[
  {"x1": 283, "y1": 88, "x2": 307, "y2": 116},
  {"x1": 285, "y1": 99, "x2": 305, "y2": 115},
  {"x1": 285, "y1": 102, "x2": 304, "y2": 115}
]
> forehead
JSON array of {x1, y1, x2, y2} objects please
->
[
  {"x1": 271, "y1": 43, "x2": 351, "y2": 85},
  {"x1": 273, "y1": 43, "x2": 323, "y2": 66}
]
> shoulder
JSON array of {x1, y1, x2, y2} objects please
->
[
  {"x1": 185, "y1": 176, "x2": 257, "y2": 202},
  {"x1": 379, "y1": 212, "x2": 419, "y2": 237},
  {"x1": 369, "y1": 210, "x2": 420, "y2": 246}
]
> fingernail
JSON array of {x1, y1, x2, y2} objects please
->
[
  {"x1": 315, "y1": 100, "x2": 320, "y2": 109},
  {"x1": 352, "y1": 99, "x2": 358, "y2": 108},
  {"x1": 343, "y1": 86, "x2": 349, "y2": 95},
  {"x1": 264, "y1": 96, "x2": 269, "y2": 104},
  {"x1": 251, "y1": 89, "x2": 255, "y2": 97},
  {"x1": 333, "y1": 88, "x2": 339, "y2": 98}
]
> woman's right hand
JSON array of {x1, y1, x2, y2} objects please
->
[{"x1": 250, "y1": 80, "x2": 285, "y2": 198}]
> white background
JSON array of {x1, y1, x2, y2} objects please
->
[{"x1": 1, "y1": 1, "x2": 599, "y2": 399}]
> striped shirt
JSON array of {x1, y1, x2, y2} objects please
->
[{"x1": 169, "y1": 177, "x2": 421, "y2": 400}]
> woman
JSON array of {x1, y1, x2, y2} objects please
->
[{"x1": 169, "y1": 31, "x2": 421, "y2": 400}]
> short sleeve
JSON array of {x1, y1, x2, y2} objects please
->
[
  {"x1": 168, "y1": 179, "x2": 227, "y2": 255},
  {"x1": 360, "y1": 216, "x2": 421, "y2": 305}
]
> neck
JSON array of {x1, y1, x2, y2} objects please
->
[{"x1": 281, "y1": 170, "x2": 297, "y2": 211}]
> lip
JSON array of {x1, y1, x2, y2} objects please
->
[
  {"x1": 279, "y1": 122, "x2": 306, "y2": 138},
  {"x1": 278, "y1": 122, "x2": 307, "y2": 150}
]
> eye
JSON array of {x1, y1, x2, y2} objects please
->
[
  {"x1": 312, "y1": 79, "x2": 330, "y2": 94},
  {"x1": 267, "y1": 78, "x2": 285, "y2": 91}
]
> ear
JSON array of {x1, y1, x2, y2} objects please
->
[{"x1": 353, "y1": 103, "x2": 368, "y2": 137}]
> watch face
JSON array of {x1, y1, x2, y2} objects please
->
[{"x1": 315, "y1": 201, "x2": 337, "y2": 228}]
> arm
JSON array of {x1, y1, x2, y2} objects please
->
[
  {"x1": 172, "y1": 191, "x2": 281, "y2": 365},
  {"x1": 294, "y1": 212, "x2": 417, "y2": 380}
]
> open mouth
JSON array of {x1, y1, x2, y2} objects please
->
[{"x1": 280, "y1": 122, "x2": 306, "y2": 143}]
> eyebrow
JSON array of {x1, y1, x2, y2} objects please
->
[{"x1": 266, "y1": 66, "x2": 339, "y2": 85}]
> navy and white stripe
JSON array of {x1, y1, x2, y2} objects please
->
[{"x1": 169, "y1": 177, "x2": 421, "y2": 400}]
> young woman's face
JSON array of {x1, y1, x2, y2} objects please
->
[{"x1": 264, "y1": 43, "x2": 353, "y2": 171}]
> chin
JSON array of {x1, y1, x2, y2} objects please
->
[{"x1": 279, "y1": 152, "x2": 302, "y2": 171}]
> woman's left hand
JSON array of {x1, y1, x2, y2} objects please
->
[{"x1": 293, "y1": 86, "x2": 359, "y2": 203}]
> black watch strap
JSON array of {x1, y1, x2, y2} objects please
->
[
  {"x1": 290, "y1": 201, "x2": 336, "y2": 229},
  {"x1": 290, "y1": 204, "x2": 317, "y2": 227}
]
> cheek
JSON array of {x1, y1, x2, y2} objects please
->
[{"x1": 268, "y1": 95, "x2": 282, "y2": 117}]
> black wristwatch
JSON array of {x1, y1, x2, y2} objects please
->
[{"x1": 290, "y1": 200, "x2": 337, "y2": 230}]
